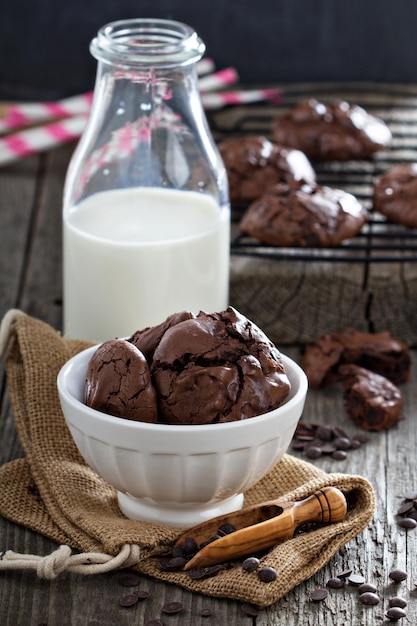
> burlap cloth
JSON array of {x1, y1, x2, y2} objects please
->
[{"x1": 0, "y1": 310, "x2": 375, "y2": 607}]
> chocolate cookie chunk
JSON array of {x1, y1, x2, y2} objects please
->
[
  {"x1": 373, "y1": 163, "x2": 417, "y2": 228},
  {"x1": 339, "y1": 364, "x2": 404, "y2": 431},
  {"x1": 301, "y1": 328, "x2": 411, "y2": 389},
  {"x1": 218, "y1": 135, "x2": 315, "y2": 203},
  {"x1": 85, "y1": 339, "x2": 158, "y2": 423},
  {"x1": 272, "y1": 99, "x2": 392, "y2": 161},
  {"x1": 129, "y1": 311, "x2": 195, "y2": 361},
  {"x1": 239, "y1": 180, "x2": 367, "y2": 247},
  {"x1": 151, "y1": 306, "x2": 291, "y2": 425}
]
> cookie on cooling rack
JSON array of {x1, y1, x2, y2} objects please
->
[
  {"x1": 373, "y1": 162, "x2": 417, "y2": 228},
  {"x1": 272, "y1": 99, "x2": 392, "y2": 161},
  {"x1": 218, "y1": 135, "x2": 315, "y2": 203},
  {"x1": 239, "y1": 179, "x2": 368, "y2": 247}
]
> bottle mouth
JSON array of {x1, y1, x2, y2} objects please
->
[{"x1": 90, "y1": 18, "x2": 205, "y2": 67}]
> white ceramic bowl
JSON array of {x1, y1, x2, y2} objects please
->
[{"x1": 57, "y1": 344, "x2": 308, "y2": 527}]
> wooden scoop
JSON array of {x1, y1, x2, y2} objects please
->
[{"x1": 176, "y1": 486, "x2": 347, "y2": 570}]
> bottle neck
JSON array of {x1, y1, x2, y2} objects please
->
[{"x1": 90, "y1": 18, "x2": 205, "y2": 69}]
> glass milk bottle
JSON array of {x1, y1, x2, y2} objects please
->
[{"x1": 63, "y1": 18, "x2": 230, "y2": 341}]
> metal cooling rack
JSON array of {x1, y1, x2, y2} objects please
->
[{"x1": 208, "y1": 83, "x2": 417, "y2": 264}]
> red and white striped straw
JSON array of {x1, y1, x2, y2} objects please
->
[
  {"x1": 201, "y1": 88, "x2": 282, "y2": 110},
  {"x1": 0, "y1": 114, "x2": 87, "y2": 166},
  {"x1": 198, "y1": 67, "x2": 239, "y2": 92},
  {"x1": 0, "y1": 93, "x2": 93, "y2": 135}
]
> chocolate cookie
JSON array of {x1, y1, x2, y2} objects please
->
[
  {"x1": 85, "y1": 339, "x2": 158, "y2": 423},
  {"x1": 373, "y1": 163, "x2": 417, "y2": 227},
  {"x1": 339, "y1": 364, "x2": 404, "y2": 431},
  {"x1": 150, "y1": 306, "x2": 291, "y2": 425},
  {"x1": 272, "y1": 99, "x2": 392, "y2": 161},
  {"x1": 218, "y1": 135, "x2": 315, "y2": 203},
  {"x1": 301, "y1": 327, "x2": 411, "y2": 389},
  {"x1": 239, "y1": 180, "x2": 367, "y2": 247}
]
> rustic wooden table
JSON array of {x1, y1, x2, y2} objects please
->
[{"x1": 1, "y1": 90, "x2": 417, "y2": 624}]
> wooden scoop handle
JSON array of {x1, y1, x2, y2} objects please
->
[{"x1": 183, "y1": 487, "x2": 347, "y2": 570}]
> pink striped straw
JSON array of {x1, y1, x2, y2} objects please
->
[
  {"x1": 201, "y1": 88, "x2": 282, "y2": 110},
  {"x1": 0, "y1": 114, "x2": 87, "y2": 166},
  {"x1": 0, "y1": 93, "x2": 93, "y2": 135},
  {"x1": 198, "y1": 67, "x2": 239, "y2": 92}
]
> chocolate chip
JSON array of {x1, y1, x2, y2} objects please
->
[
  {"x1": 188, "y1": 564, "x2": 224, "y2": 580},
  {"x1": 135, "y1": 590, "x2": 150, "y2": 599},
  {"x1": 161, "y1": 601, "x2": 184, "y2": 614},
  {"x1": 389, "y1": 569, "x2": 408, "y2": 582},
  {"x1": 118, "y1": 573, "x2": 140, "y2": 587},
  {"x1": 200, "y1": 608, "x2": 212, "y2": 617},
  {"x1": 119, "y1": 594, "x2": 139, "y2": 607},
  {"x1": 333, "y1": 436, "x2": 351, "y2": 450},
  {"x1": 258, "y1": 566, "x2": 277, "y2": 582},
  {"x1": 389, "y1": 597, "x2": 408, "y2": 608},
  {"x1": 241, "y1": 603, "x2": 261, "y2": 616},
  {"x1": 332, "y1": 449, "x2": 348, "y2": 461},
  {"x1": 218, "y1": 523, "x2": 236, "y2": 535},
  {"x1": 316, "y1": 425, "x2": 333, "y2": 441},
  {"x1": 348, "y1": 573, "x2": 366, "y2": 586},
  {"x1": 242, "y1": 556, "x2": 261, "y2": 572},
  {"x1": 336, "y1": 568, "x2": 353, "y2": 579},
  {"x1": 358, "y1": 591, "x2": 380, "y2": 605},
  {"x1": 397, "y1": 501, "x2": 415, "y2": 515},
  {"x1": 305, "y1": 445, "x2": 322, "y2": 459},
  {"x1": 385, "y1": 607, "x2": 407, "y2": 621},
  {"x1": 358, "y1": 582, "x2": 377, "y2": 594},
  {"x1": 326, "y1": 577, "x2": 345, "y2": 589},
  {"x1": 160, "y1": 556, "x2": 188, "y2": 571},
  {"x1": 398, "y1": 517, "x2": 417, "y2": 529},
  {"x1": 182, "y1": 537, "x2": 199, "y2": 555},
  {"x1": 310, "y1": 588, "x2": 329, "y2": 601}
]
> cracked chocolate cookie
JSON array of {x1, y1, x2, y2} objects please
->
[
  {"x1": 85, "y1": 339, "x2": 158, "y2": 423},
  {"x1": 239, "y1": 180, "x2": 368, "y2": 247},
  {"x1": 218, "y1": 135, "x2": 315, "y2": 203},
  {"x1": 150, "y1": 306, "x2": 291, "y2": 425},
  {"x1": 272, "y1": 99, "x2": 392, "y2": 161}
]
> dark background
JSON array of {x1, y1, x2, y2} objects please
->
[{"x1": 1, "y1": 0, "x2": 417, "y2": 101}]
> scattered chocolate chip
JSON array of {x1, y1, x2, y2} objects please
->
[
  {"x1": 358, "y1": 582, "x2": 377, "y2": 594},
  {"x1": 397, "y1": 501, "x2": 415, "y2": 516},
  {"x1": 242, "y1": 557, "x2": 261, "y2": 572},
  {"x1": 389, "y1": 569, "x2": 408, "y2": 583},
  {"x1": 119, "y1": 594, "x2": 139, "y2": 607},
  {"x1": 182, "y1": 537, "x2": 199, "y2": 555},
  {"x1": 135, "y1": 590, "x2": 150, "y2": 600},
  {"x1": 200, "y1": 608, "x2": 212, "y2": 617},
  {"x1": 292, "y1": 421, "x2": 367, "y2": 461},
  {"x1": 348, "y1": 573, "x2": 366, "y2": 586},
  {"x1": 336, "y1": 568, "x2": 353, "y2": 579},
  {"x1": 398, "y1": 517, "x2": 417, "y2": 529},
  {"x1": 241, "y1": 602, "x2": 261, "y2": 616},
  {"x1": 385, "y1": 607, "x2": 407, "y2": 621},
  {"x1": 305, "y1": 445, "x2": 323, "y2": 459},
  {"x1": 310, "y1": 588, "x2": 329, "y2": 601},
  {"x1": 389, "y1": 597, "x2": 408, "y2": 609},
  {"x1": 258, "y1": 566, "x2": 277, "y2": 582},
  {"x1": 218, "y1": 523, "x2": 236, "y2": 535},
  {"x1": 118, "y1": 573, "x2": 140, "y2": 587},
  {"x1": 332, "y1": 449, "x2": 348, "y2": 461},
  {"x1": 160, "y1": 556, "x2": 188, "y2": 571},
  {"x1": 326, "y1": 577, "x2": 345, "y2": 589},
  {"x1": 161, "y1": 601, "x2": 184, "y2": 614},
  {"x1": 358, "y1": 591, "x2": 380, "y2": 605},
  {"x1": 187, "y1": 564, "x2": 224, "y2": 580}
]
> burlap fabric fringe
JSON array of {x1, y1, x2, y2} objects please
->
[{"x1": 0, "y1": 311, "x2": 375, "y2": 607}]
